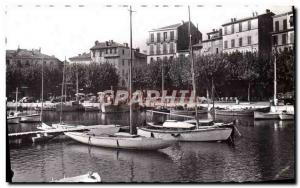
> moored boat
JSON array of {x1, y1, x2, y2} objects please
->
[
  {"x1": 7, "y1": 116, "x2": 20, "y2": 124},
  {"x1": 52, "y1": 171, "x2": 101, "y2": 182},
  {"x1": 279, "y1": 113, "x2": 294, "y2": 120},
  {"x1": 170, "y1": 106, "x2": 208, "y2": 115},
  {"x1": 254, "y1": 111, "x2": 280, "y2": 120},
  {"x1": 215, "y1": 107, "x2": 270, "y2": 116},
  {"x1": 137, "y1": 120, "x2": 234, "y2": 142},
  {"x1": 20, "y1": 113, "x2": 41, "y2": 122},
  {"x1": 64, "y1": 131, "x2": 176, "y2": 150}
]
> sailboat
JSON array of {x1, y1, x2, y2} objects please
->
[
  {"x1": 64, "y1": 6, "x2": 176, "y2": 150},
  {"x1": 33, "y1": 57, "x2": 56, "y2": 142},
  {"x1": 137, "y1": 7, "x2": 234, "y2": 142}
]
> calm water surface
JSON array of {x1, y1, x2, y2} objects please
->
[{"x1": 8, "y1": 111, "x2": 295, "y2": 182}]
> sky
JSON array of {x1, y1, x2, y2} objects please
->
[{"x1": 4, "y1": 3, "x2": 292, "y2": 60}]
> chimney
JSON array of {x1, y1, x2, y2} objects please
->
[
  {"x1": 106, "y1": 41, "x2": 109, "y2": 46},
  {"x1": 213, "y1": 29, "x2": 215, "y2": 32},
  {"x1": 136, "y1": 48, "x2": 140, "y2": 52},
  {"x1": 252, "y1": 12, "x2": 255, "y2": 17},
  {"x1": 124, "y1": 43, "x2": 128, "y2": 47},
  {"x1": 95, "y1": 40, "x2": 99, "y2": 45},
  {"x1": 39, "y1": 47, "x2": 41, "y2": 53},
  {"x1": 266, "y1": 9, "x2": 270, "y2": 13},
  {"x1": 78, "y1": 54, "x2": 81, "y2": 56}
]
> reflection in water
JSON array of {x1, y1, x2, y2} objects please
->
[{"x1": 8, "y1": 111, "x2": 295, "y2": 182}]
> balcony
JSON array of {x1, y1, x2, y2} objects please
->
[{"x1": 147, "y1": 38, "x2": 177, "y2": 45}]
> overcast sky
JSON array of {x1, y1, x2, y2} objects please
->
[{"x1": 5, "y1": 4, "x2": 292, "y2": 60}]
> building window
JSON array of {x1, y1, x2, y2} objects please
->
[
  {"x1": 275, "y1": 21, "x2": 279, "y2": 32},
  {"x1": 283, "y1": 19, "x2": 287, "y2": 30},
  {"x1": 114, "y1": 48, "x2": 117, "y2": 54},
  {"x1": 239, "y1": 23, "x2": 242, "y2": 32},
  {"x1": 248, "y1": 20, "x2": 251, "y2": 30},
  {"x1": 150, "y1": 33, "x2": 154, "y2": 42},
  {"x1": 163, "y1": 32, "x2": 167, "y2": 41},
  {"x1": 225, "y1": 26, "x2": 228, "y2": 35},
  {"x1": 272, "y1": 35, "x2": 278, "y2": 45},
  {"x1": 290, "y1": 32, "x2": 294, "y2": 44},
  {"x1": 290, "y1": 16, "x2": 294, "y2": 27},
  {"x1": 156, "y1": 44, "x2": 161, "y2": 55},
  {"x1": 93, "y1": 51, "x2": 95, "y2": 57},
  {"x1": 170, "y1": 43, "x2": 174, "y2": 53},
  {"x1": 216, "y1": 48, "x2": 219, "y2": 54},
  {"x1": 231, "y1": 24, "x2": 234, "y2": 34},
  {"x1": 282, "y1": 34, "x2": 287, "y2": 45},
  {"x1": 163, "y1": 43, "x2": 167, "y2": 54},
  {"x1": 99, "y1": 51, "x2": 102, "y2": 57},
  {"x1": 239, "y1": 38, "x2": 243, "y2": 47},
  {"x1": 150, "y1": 45, "x2": 154, "y2": 55},
  {"x1": 105, "y1": 49, "x2": 108, "y2": 54},
  {"x1": 122, "y1": 60, "x2": 125, "y2": 66},
  {"x1": 224, "y1": 41, "x2": 228, "y2": 49},
  {"x1": 122, "y1": 49, "x2": 125, "y2": 55},
  {"x1": 247, "y1": 36, "x2": 252, "y2": 45},
  {"x1": 157, "y1": 33, "x2": 161, "y2": 42},
  {"x1": 231, "y1": 39, "x2": 235, "y2": 48},
  {"x1": 170, "y1": 31, "x2": 174, "y2": 40},
  {"x1": 110, "y1": 49, "x2": 112, "y2": 54}
]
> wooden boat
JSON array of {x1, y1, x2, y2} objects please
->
[
  {"x1": 64, "y1": 131, "x2": 176, "y2": 150},
  {"x1": 254, "y1": 111, "x2": 279, "y2": 120},
  {"x1": 215, "y1": 107, "x2": 270, "y2": 116},
  {"x1": 20, "y1": 113, "x2": 41, "y2": 122},
  {"x1": 170, "y1": 106, "x2": 208, "y2": 115},
  {"x1": 55, "y1": 101, "x2": 84, "y2": 112},
  {"x1": 137, "y1": 120, "x2": 234, "y2": 142},
  {"x1": 7, "y1": 116, "x2": 20, "y2": 124},
  {"x1": 279, "y1": 113, "x2": 294, "y2": 120},
  {"x1": 85, "y1": 106, "x2": 100, "y2": 112},
  {"x1": 52, "y1": 172, "x2": 101, "y2": 182}
]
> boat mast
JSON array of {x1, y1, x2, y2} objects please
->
[
  {"x1": 129, "y1": 6, "x2": 133, "y2": 134},
  {"x1": 40, "y1": 56, "x2": 44, "y2": 122},
  {"x1": 15, "y1": 87, "x2": 18, "y2": 112},
  {"x1": 212, "y1": 76, "x2": 215, "y2": 121},
  {"x1": 274, "y1": 51, "x2": 277, "y2": 106},
  {"x1": 188, "y1": 6, "x2": 199, "y2": 128},
  {"x1": 76, "y1": 62, "x2": 79, "y2": 101},
  {"x1": 60, "y1": 57, "x2": 66, "y2": 124}
]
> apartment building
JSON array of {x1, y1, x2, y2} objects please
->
[
  {"x1": 271, "y1": 10, "x2": 294, "y2": 52},
  {"x1": 90, "y1": 40, "x2": 146, "y2": 87},
  {"x1": 222, "y1": 9, "x2": 274, "y2": 56},
  {"x1": 147, "y1": 21, "x2": 202, "y2": 63},
  {"x1": 6, "y1": 48, "x2": 61, "y2": 67},
  {"x1": 193, "y1": 29, "x2": 223, "y2": 56}
]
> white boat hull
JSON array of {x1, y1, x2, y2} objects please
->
[
  {"x1": 279, "y1": 114, "x2": 294, "y2": 120},
  {"x1": 137, "y1": 127, "x2": 233, "y2": 142},
  {"x1": 7, "y1": 116, "x2": 20, "y2": 124},
  {"x1": 53, "y1": 172, "x2": 101, "y2": 182},
  {"x1": 20, "y1": 114, "x2": 41, "y2": 122},
  {"x1": 254, "y1": 111, "x2": 279, "y2": 120},
  {"x1": 64, "y1": 132, "x2": 176, "y2": 150}
]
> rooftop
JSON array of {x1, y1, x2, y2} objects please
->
[
  {"x1": 150, "y1": 21, "x2": 188, "y2": 32},
  {"x1": 90, "y1": 40, "x2": 128, "y2": 50},
  {"x1": 69, "y1": 52, "x2": 91, "y2": 61},
  {"x1": 6, "y1": 48, "x2": 59, "y2": 60},
  {"x1": 222, "y1": 10, "x2": 274, "y2": 26}
]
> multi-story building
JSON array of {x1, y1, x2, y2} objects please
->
[
  {"x1": 69, "y1": 52, "x2": 92, "y2": 64},
  {"x1": 146, "y1": 21, "x2": 202, "y2": 63},
  {"x1": 6, "y1": 48, "x2": 61, "y2": 67},
  {"x1": 193, "y1": 29, "x2": 223, "y2": 56},
  {"x1": 90, "y1": 40, "x2": 147, "y2": 87},
  {"x1": 221, "y1": 9, "x2": 274, "y2": 56},
  {"x1": 271, "y1": 10, "x2": 294, "y2": 52}
]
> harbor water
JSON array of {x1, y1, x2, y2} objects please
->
[{"x1": 8, "y1": 111, "x2": 295, "y2": 182}]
